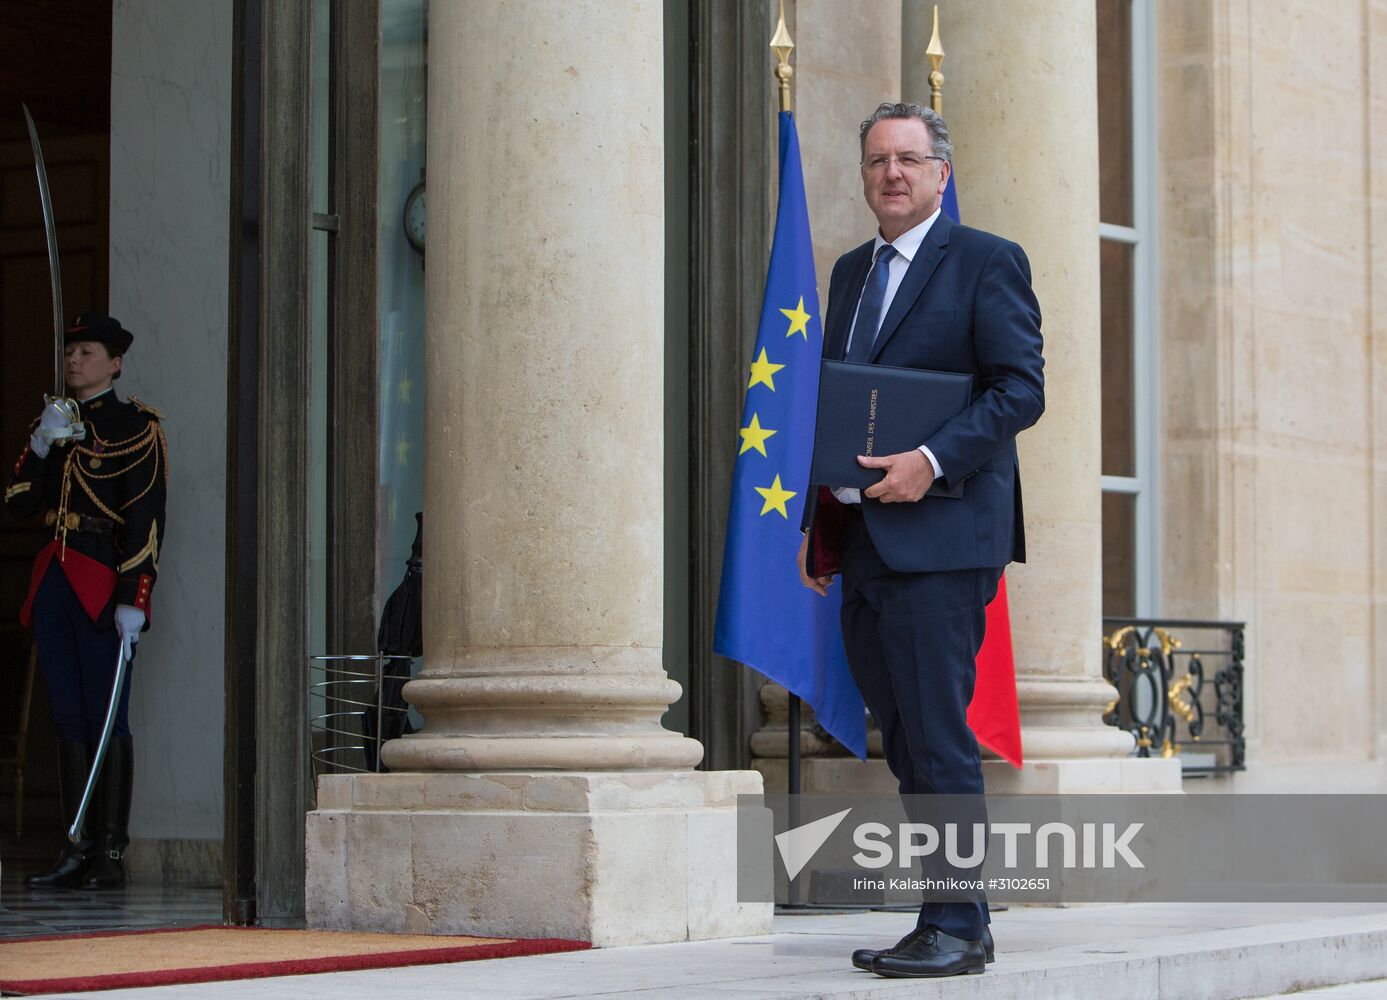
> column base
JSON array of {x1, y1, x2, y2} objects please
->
[
  {"x1": 380, "y1": 733, "x2": 705, "y2": 772},
  {"x1": 306, "y1": 769, "x2": 773, "y2": 947},
  {"x1": 755, "y1": 752, "x2": 1183, "y2": 796}
]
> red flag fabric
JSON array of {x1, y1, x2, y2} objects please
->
[
  {"x1": 939, "y1": 171, "x2": 1023, "y2": 767},
  {"x1": 968, "y1": 574, "x2": 1023, "y2": 767}
]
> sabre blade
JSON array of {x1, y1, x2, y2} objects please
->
[
  {"x1": 70, "y1": 638, "x2": 131, "y2": 844},
  {"x1": 22, "y1": 103, "x2": 66, "y2": 398}
]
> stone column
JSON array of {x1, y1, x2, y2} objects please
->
[
  {"x1": 306, "y1": 0, "x2": 771, "y2": 944},
  {"x1": 381, "y1": 0, "x2": 700, "y2": 778},
  {"x1": 901, "y1": 0, "x2": 1177, "y2": 792}
]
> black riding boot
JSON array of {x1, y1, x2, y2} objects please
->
[
  {"x1": 25, "y1": 740, "x2": 96, "y2": 889},
  {"x1": 81, "y1": 736, "x2": 133, "y2": 889}
]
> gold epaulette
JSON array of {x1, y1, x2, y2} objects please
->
[{"x1": 130, "y1": 397, "x2": 165, "y2": 421}]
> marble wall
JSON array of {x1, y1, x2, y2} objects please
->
[
  {"x1": 108, "y1": 0, "x2": 231, "y2": 867},
  {"x1": 1158, "y1": 0, "x2": 1387, "y2": 787}
]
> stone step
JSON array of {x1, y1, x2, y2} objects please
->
[
  {"x1": 758, "y1": 905, "x2": 1387, "y2": 1000},
  {"x1": 1252, "y1": 982, "x2": 1387, "y2": 999},
  {"x1": 59, "y1": 903, "x2": 1387, "y2": 999}
]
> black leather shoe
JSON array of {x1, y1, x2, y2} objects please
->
[
  {"x1": 24, "y1": 845, "x2": 94, "y2": 889},
  {"x1": 82, "y1": 838, "x2": 127, "y2": 889},
  {"x1": 871, "y1": 925, "x2": 986, "y2": 978},
  {"x1": 82, "y1": 736, "x2": 133, "y2": 890},
  {"x1": 852, "y1": 924, "x2": 994, "y2": 970},
  {"x1": 851, "y1": 926, "x2": 926, "y2": 971},
  {"x1": 25, "y1": 740, "x2": 95, "y2": 890}
]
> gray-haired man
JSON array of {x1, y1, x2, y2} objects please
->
[{"x1": 799, "y1": 103, "x2": 1045, "y2": 978}]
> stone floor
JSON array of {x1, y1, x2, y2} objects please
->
[
  {"x1": 34, "y1": 901, "x2": 1387, "y2": 1000},
  {"x1": 0, "y1": 870, "x2": 221, "y2": 938}
]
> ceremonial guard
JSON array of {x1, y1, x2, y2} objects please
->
[{"x1": 5, "y1": 314, "x2": 169, "y2": 889}]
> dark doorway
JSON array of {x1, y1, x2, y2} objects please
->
[{"x1": 0, "y1": 0, "x2": 112, "y2": 871}]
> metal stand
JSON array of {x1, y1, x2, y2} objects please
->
[
  {"x1": 309, "y1": 653, "x2": 412, "y2": 777},
  {"x1": 784, "y1": 693, "x2": 803, "y2": 907},
  {"x1": 776, "y1": 693, "x2": 925, "y2": 916}
]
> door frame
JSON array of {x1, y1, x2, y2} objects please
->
[{"x1": 225, "y1": 0, "x2": 379, "y2": 924}]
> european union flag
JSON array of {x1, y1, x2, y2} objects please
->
[{"x1": 713, "y1": 111, "x2": 866, "y2": 758}]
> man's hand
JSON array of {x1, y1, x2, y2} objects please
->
[
  {"x1": 859, "y1": 449, "x2": 935, "y2": 503},
  {"x1": 797, "y1": 531, "x2": 835, "y2": 596}
]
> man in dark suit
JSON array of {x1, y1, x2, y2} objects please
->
[{"x1": 797, "y1": 103, "x2": 1045, "y2": 978}]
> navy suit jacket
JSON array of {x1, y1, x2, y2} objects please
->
[{"x1": 803, "y1": 211, "x2": 1045, "y2": 573}]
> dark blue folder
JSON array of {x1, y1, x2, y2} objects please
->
[{"x1": 809, "y1": 360, "x2": 973, "y2": 496}]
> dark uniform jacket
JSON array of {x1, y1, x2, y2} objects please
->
[{"x1": 5, "y1": 389, "x2": 169, "y2": 628}]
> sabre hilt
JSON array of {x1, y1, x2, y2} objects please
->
[{"x1": 43, "y1": 394, "x2": 86, "y2": 444}]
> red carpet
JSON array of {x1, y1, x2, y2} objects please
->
[{"x1": 0, "y1": 925, "x2": 591, "y2": 995}]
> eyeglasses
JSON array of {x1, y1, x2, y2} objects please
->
[{"x1": 861, "y1": 153, "x2": 946, "y2": 174}]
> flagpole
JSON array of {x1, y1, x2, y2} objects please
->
[
  {"x1": 770, "y1": 0, "x2": 794, "y2": 113},
  {"x1": 927, "y1": 3, "x2": 946, "y2": 114},
  {"x1": 768, "y1": 0, "x2": 809, "y2": 909}
]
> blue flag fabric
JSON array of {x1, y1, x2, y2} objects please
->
[
  {"x1": 713, "y1": 112, "x2": 867, "y2": 759},
  {"x1": 942, "y1": 170, "x2": 960, "y2": 224}
]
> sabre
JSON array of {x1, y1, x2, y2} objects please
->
[
  {"x1": 22, "y1": 103, "x2": 84, "y2": 443},
  {"x1": 70, "y1": 638, "x2": 131, "y2": 843}
]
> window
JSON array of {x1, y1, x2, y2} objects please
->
[{"x1": 1097, "y1": 0, "x2": 1157, "y2": 617}]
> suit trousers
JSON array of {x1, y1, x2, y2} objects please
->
[
  {"x1": 31, "y1": 560, "x2": 135, "y2": 742},
  {"x1": 838, "y1": 505, "x2": 1002, "y2": 940}
]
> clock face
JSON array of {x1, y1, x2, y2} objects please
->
[{"x1": 404, "y1": 182, "x2": 425, "y2": 253}]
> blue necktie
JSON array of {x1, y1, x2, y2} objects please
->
[{"x1": 845, "y1": 244, "x2": 897, "y2": 363}]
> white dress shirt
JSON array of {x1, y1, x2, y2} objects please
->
[{"x1": 834, "y1": 208, "x2": 945, "y2": 505}]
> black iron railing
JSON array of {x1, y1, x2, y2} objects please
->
[{"x1": 1101, "y1": 617, "x2": 1246, "y2": 776}]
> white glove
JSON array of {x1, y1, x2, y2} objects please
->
[
  {"x1": 115, "y1": 605, "x2": 146, "y2": 645},
  {"x1": 28, "y1": 401, "x2": 75, "y2": 459}
]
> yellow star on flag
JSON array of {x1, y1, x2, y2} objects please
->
[
  {"x1": 396, "y1": 437, "x2": 413, "y2": 467},
  {"x1": 738, "y1": 413, "x2": 777, "y2": 457},
  {"x1": 398, "y1": 376, "x2": 414, "y2": 404},
  {"x1": 754, "y1": 474, "x2": 797, "y2": 519},
  {"x1": 780, "y1": 296, "x2": 812, "y2": 339},
  {"x1": 747, "y1": 348, "x2": 786, "y2": 391}
]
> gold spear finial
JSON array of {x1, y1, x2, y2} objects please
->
[
  {"x1": 770, "y1": 0, "x2": 795, "y2": 113},
  {"x1": 926, "y1": 4, "x2": 946, "y2": 115}
]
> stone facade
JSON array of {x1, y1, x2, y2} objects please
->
[
  {"x1": 1158, "y1": 0, "x2": 1387, "y2": 789},
  {"x1": 748, "y1": 0, "x2": 1387, "y2": 796},
  {"x1": 74, "y1": 0, "x2": 1387, "y2": 924}
]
